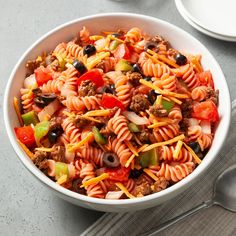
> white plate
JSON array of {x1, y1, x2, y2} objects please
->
[
  {"x1": 176, "y1": 0, "x2": 236, "y2": 38},
  {"x1": 175, "y1": 0, "x2": 236, "y2": 42}
]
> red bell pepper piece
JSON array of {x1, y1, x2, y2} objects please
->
[
  {"x1": 77, "y1": 69, "x2": 104, "y2": 87},
  {"x1": 105, "y1": 166, "x2": 130, "y2": 182},
  {"x1": 101, "y1": 94, "x2": 125, "y2": 110},
  {"x1": 113, "y1": 44, "x2": 131, "y2": 60},
  {"x1": 34, "y1": 66, "x2": 53, "y2": 86},
  {"x1": 192, "y1": 100, "x2": 219, "y2": 122},
  {"x1": 195, "y1": 71, "x2": 215, "y2": 89},
  {"x1": 14, "y1": 126, "x2": 36, "y2": 148}
]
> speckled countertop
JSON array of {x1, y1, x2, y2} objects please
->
[{"x1": 1, "y1": 0, "x2": 236, "y2": 235}]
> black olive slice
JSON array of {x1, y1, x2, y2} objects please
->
[{"x1": 102, "y1": 152, "x2": 120, "y2": 168}]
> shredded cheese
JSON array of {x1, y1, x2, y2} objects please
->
[
  {"x1": 57, "y1": 175, "x2": 68, "y2": 185},
  {"x1": 81, "y1": 173, "x2": 109, "y2": 188},
  {"x1": 125, "y1": 144, "x2": 148, "y2": 168},
  {"x1": 80, "y1": 115, "x2": 102, "y2": 123},
  {"x1": 35, "y1": 147, "x2": 54, "y2": 152},
  {"x1": 145, "y1": 53, "x2": 165, "y2": 66},
  {"x1": 63, "y1": 111, "x2": 76, "y2": 118},
  {"x1": 17, "y1": 139, "x2": 34, "y2": 159},
  {"x1": 155, "y1": 95, "x2": 162, "y2": 105},
  {"x1": 84, "y1": 110, "x2": 111, "y2": 117},
  {"x1": 86, "y1": 52, "x2": 110, "y2": 70},
  {"x1": 89, "y1": 35, "x2": 104, "y2": 41},
  {"x1": 68, "y1": 132, "x2": 94, "y2": 152},
  {"x1": 104, "y1": 35, "x2": 111, "y2": 50},
  {"x1": 139, "y1": 79, "x2": 189, "y2": 99},
  {"x1": 115, "y1": 183, "x2": 135, "y2": 199},
  {"x1": 143, "y1": 169, "x2": 159, "y2": 181},
  {"x1": 148, "y1": 122, "x2": 169, "y2": 129},
  {"x1": 173, "y1": 140, "x2": 183, "y2": 160},
  {"x1": 183, "y1": 142, "x2": 202, "y2": 164},
  {"x1": 147, "y1": 49, "x2": 179, "y2": 68},
  {"x1": 13, "y1": 97, "x2": 24, "y2": 126},
  {"x1": 125, "y1": 141, "x2": 139, "y2": 156},
  {"x1": 110, "y1": 35, "x2": 125, "y2": 44},
  {"x1": 167, "y1": 96, "x2": 182, "y2": 105},
  {"x1": 190, "y1": 56, "x2": 203, "y2": 73},
  {"x1": 142, "y1": 134, "x2": 185, "y2": 152}
]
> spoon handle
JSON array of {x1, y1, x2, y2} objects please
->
[{"x1": 140, "y1": 200, "x2": 214, "y2": 236}]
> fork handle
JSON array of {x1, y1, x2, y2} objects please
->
[{"x1": 140, "y1": 200, "x2": 214, "y2": 236}]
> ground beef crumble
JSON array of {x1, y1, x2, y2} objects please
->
[
  {"x1": 49, "y1": 117, "x2": 63, "y2": 131},
  {"x1": 50, "y1": 145, "x2": 65, "y2": 162},
  {"x1": 137, "y1": 129, "x2": 150, "y2": 143},
  {"x1": 151, "y1": 177, "x2": 169, "y2": 193},
  {"x1": 149, "y1": 104, "x2": 168, "y2": 117},
  {"x1": 130, "y1": 94, "x2": 150, "y2": 113},
  {"x1": 33, "y1": 151, "x2": 48, "y2": 168},
  {"x1": 74, "y1": 116, "x2": 90, "y2": 129},
  {"x1": 126, "y1": 71, "x2": 142, "y2": 86},
  {"x1": 78, "y1": 80, "x2": 96, "y2": 97}
]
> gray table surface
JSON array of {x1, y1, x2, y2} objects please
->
[{"x1": 0, "y1": 0, "x2": 236, "y2": 235}]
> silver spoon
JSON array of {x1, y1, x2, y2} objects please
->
[{"x1": 141, "y1": 164, "x2": 236, "y2": 236}]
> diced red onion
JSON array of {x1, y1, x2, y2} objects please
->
[
  {"x1": 24, "y1": 74, "x2": 37, "y2": 89},
  {"x1": 38, "y1": 99, "x2": 61, "y2": 121},
  {"x1": 200, "y1": 120, "x2": 211, "y2": 134},
  {"x1": 188, "y1": 118, "x2": 199, "y2": 127},
  {"x1": 105, "y1": 191, "x2": 123, "y2": 199},
  {"x1": 95, "y1": 38, "x2": 106, "y2": 50},
  {"x1": 105, "y1": 71, "x2": 123, "y2": 83},
  {"x1": 123, "y1": 111, "x2": 148, "y2": 125}
]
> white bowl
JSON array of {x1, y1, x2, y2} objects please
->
[{"x1": 4, "y1": 13, "x2": 231, "y2": 212}]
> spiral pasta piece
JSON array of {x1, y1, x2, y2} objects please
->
[
  {"x1": 79, "y1": 26, "x2": 90, "y2": 44},
  {"x1": 125, "y1": 27, "x2": 142, "y2": 43},
  {"x1": 20, "y1": 88, "x2": 34, "y2": 111},
  {"x1": 191, "y1": 86, "x2": 208, "y2": 101},
  {"x1": 110, "y1": 138, "x2": 132, "y2": 166},
  {"x1": 159, "y1": 145, "x2": 193, "y2": 162},
  {"x1": 157, "y1": 162, "x2": 195, "y2": 182},
  {"x1": 64, "y1": 96, "x2": 101, "y2": 112},
  {"x1": 108, "y1": 114, "x2": 132, "y2": 142},
  {"x1": 62, "y1": 117, "x2": 81, "y2": 144},
  {"x1": 139, "y1": 52, "x2": 171, "y2": 78},
  {"x1": 80, "y1": 163, "x2": 105, "y2": 198},
  {"x1": 168, "y1": 105, "x2": 182, "y2": 121},
  {"x1": 79, "y1": 146, "x2": 103, "y2": 167},
  {"x1": 153, "y1": 124, "x2": 179, "y2": 142},
  {"x1": 66, "y1": 42, "x2": 83, "y2": 59},
  {"x1": 114, "y1": 75, "x2": 132, "y2": 108}
]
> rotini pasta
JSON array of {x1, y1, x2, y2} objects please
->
[{"x1": 14, "y1": 26, "x2": 219, "y2": 199}]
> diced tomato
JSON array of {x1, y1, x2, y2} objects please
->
[
  {"x1": 105, "y1": 166, "x2": 130, "y2": 182},
  {"x1": 192, "y1": 100, "x2": 219, "y2": 122},
  {"x1": 101, "y1": 94, "x2": 125, "y2": 110},
  {"x1": 34, "y1": 66, "x2": 53, "y2": 86},
  {"x1": 77, "y1": 69, "x2": 104, "y2": 87},
  {"x1": 113, "y1": 44, "x2": 131, "y2": 60},
  {"x1": 14, "y1": 126, "x2": 36, "y2": 148},
  {"x1": 195, "y1": 71, "x2": 214, "y2": 89}
]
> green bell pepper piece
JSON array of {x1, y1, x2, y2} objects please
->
[
  {"x1": 115, "y1": 59, "x2": 133, "y2": 72},
  {"x1": 92, "y1": 126, "x2": 107, "y2": 145},
  {"x1": 55, "y1": 162, "x2": 69, "y2": 180},
  {"x1": 161, "y1": 99, "x2": 175, "y2": 112},
  {"x1": 109, "y1": 40, "x2": 121, "y2": 51},
  {"x1": 128, "y1": 123, "x2": 140, "y2": 133},
  {"x1": 139, "y1": 148, "x2": 159, "y2": 168},
  {"x1": 34, "y1": 120, "x2": 50, "y2": 142},
  {"x1": 21, "y1": 111, "x2": 39, "y2": 125}
]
